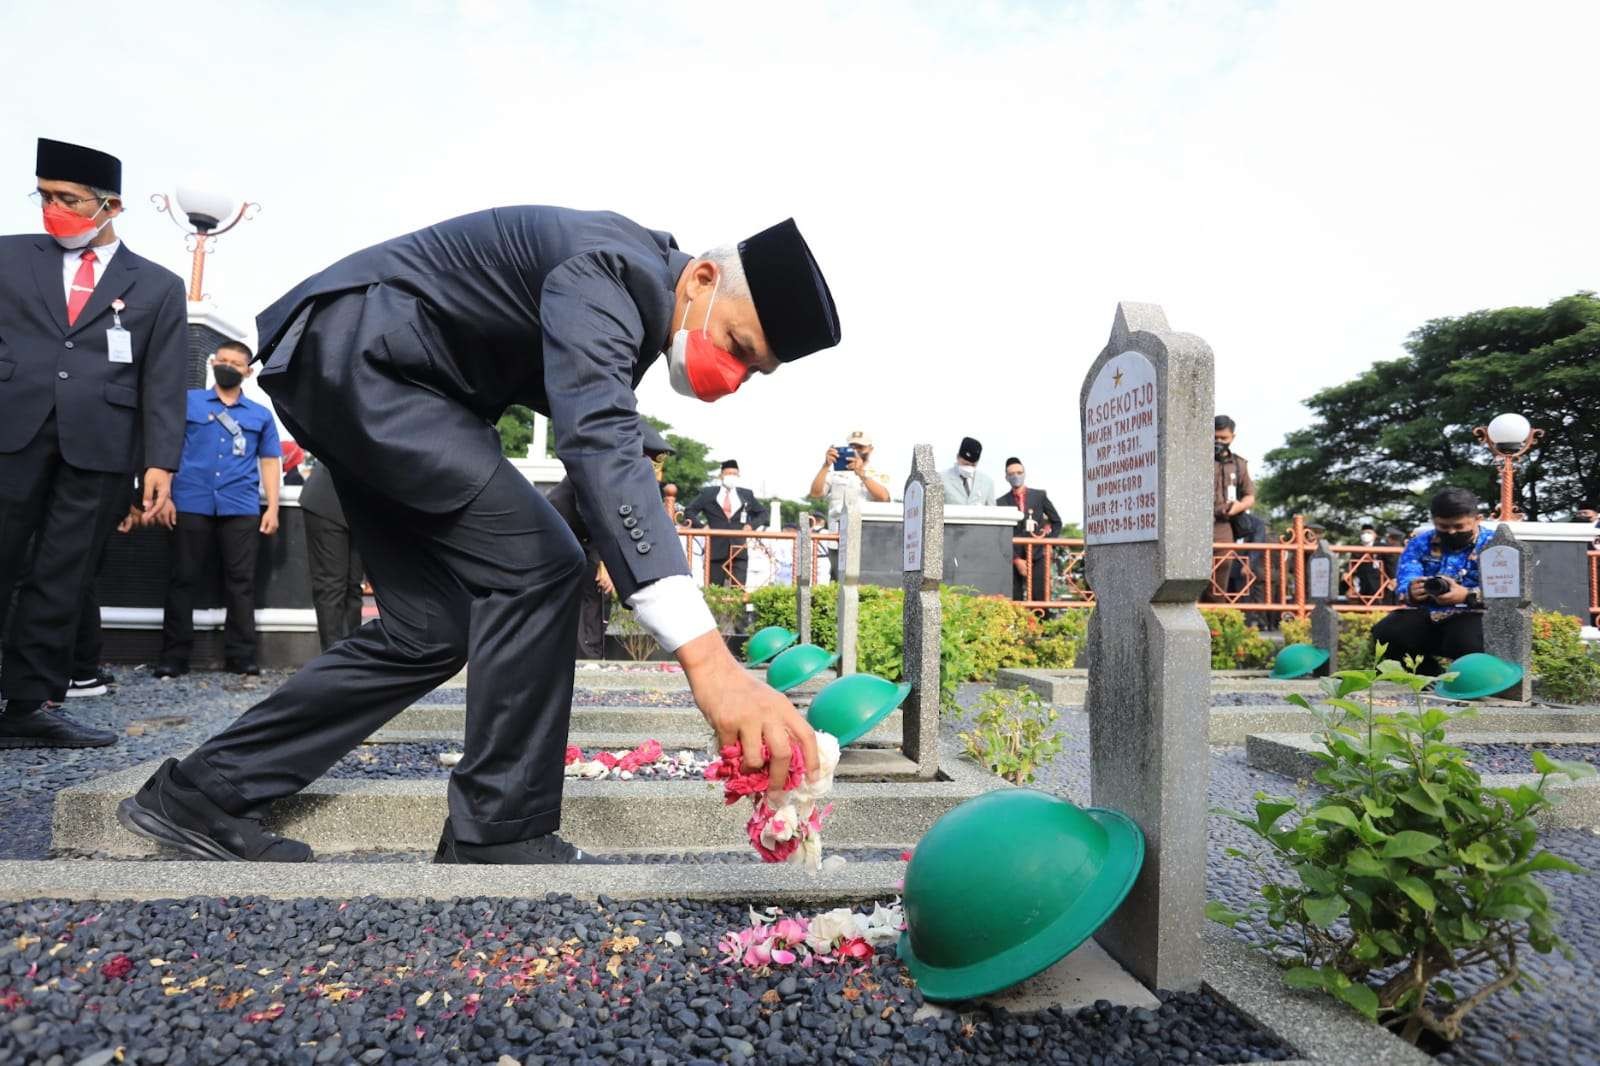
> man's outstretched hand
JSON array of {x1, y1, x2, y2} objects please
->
[{"x1": 677, "y1": 629, "x2": 820, "y2": 805}]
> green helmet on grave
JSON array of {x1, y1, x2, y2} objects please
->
[
  {"x1": 806, "y1": 673, "x2": 912, "y2": 746},
  {"x1": 765, "y1": 643, "x2": 840, "y2": 693},
  {"x1": 899, "y1": 789, "x2": 1145, "y2": 1002},
  {"x1": 1270, "y1": 643, "x2": 1329, "y2": 680},
  {"x1": 1434, "y1": 653, "x2": 1523, "y2": 701},
  {"x1": 745, "y1": 626, "x2": 798, "y2": 666}
]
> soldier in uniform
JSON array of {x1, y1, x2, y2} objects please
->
[{"x1": 119, "y1": 209, "x2": 839, "y2": 864}]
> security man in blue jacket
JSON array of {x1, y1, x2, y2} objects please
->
[{"x1": 120, "y1": 209, "x2": 840, "y2": 864}]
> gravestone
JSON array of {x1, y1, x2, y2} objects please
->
[
  {"x1": 1481, "y1": 525, "x2": 1533, "y2": 701},
  {"x1": 1308, "y1": 540, "x2": 1338, "y2": 676},
  {"x1": 795, "y1": 523, "x2": 814, "y2": 646},
  {"x1": 902, "y1": 445, "x2": 944, "y2": 779},
  {"x1": 836, "y1": 482, "x2": 863, "y2": 677},
  {"x1": 1081, "y1": 302, "x2": 1214, "y2": 991}
]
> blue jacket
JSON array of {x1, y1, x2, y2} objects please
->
[
  {"x1": 1395, "y1": 526, "x2": 1494, "y2": 614},
  {"x1": 171, "y1": 388, "x2": 281, "y2": 516}
]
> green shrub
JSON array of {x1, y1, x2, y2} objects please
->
[
  {"x1": 1531, "y1": 610, "x2": 1600, "y2": 704},
  {"x1": 1202, "y1": 608, "x2": 1276, "y2": 669},
  {"x1": 1282, "y1": 612, "x2": 1382, "y2": 673},
  {"x1": 958, "y1": 687, "x2": 1064, "y2": 784},
  {"x1": 1209, "y1": 656, "x2": 1591, "y2": 1044},
  {"x1": 700, "y1": 585, "x2": 749, "y2": 634}
]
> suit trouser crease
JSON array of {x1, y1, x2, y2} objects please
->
[
  {"x1": 0, "y1": 414, "x2": 128, "y2": 702},
  {"x1": 178, "y1": 300, "x2": 585, "y2": 845}
]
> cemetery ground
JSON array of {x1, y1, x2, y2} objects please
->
[{"x1": 1, "y1": 665, "x2": 1597, "y2": 1064}]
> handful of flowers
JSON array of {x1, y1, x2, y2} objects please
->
[
  {"x1": 718, "y1": 902, "x2": 904, "y2": 970},
  {"x1": 705, "y1": 732, "x2": 840, "y2": 868}
]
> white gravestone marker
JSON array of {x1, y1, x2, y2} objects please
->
[
  {"x1": 903, "y1": 481, "x2": 925, "y2": 572},
  {"x1": 1308, "y1": 556, "x2": 1333, "y2": 601},
  {"x1": 1083, "y1": 351, "x2": 1160, "y2": 545},
  {"x1": 1480, "y1": 545, "x2": 1521, "y2": 599}
]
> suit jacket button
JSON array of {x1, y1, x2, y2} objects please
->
[
  {"x1": 58, "y1": 371, "x2": 69, "y2": 379},
  {"x1": 636, "y1": 541, "x2": 652, "y2": 554},
  {"x1": 623, "y1": 516, "x2": 638, "y2": 529},
  {"x1": 629, "y1": 528, "x2": 644, "y2": 540},
  {"x1": 64, "y1": 340, "x2": 75, "y2": 349},
  {"x1": 618, "y1": 504, "x2": 633, "y2": 517}
]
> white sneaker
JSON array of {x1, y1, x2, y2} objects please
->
[{"x1": 65, "y1": 678, "x2": 108, "y2": 698}]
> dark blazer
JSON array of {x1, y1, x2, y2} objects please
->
[
  {"x1": 0, "y1": 235, "x2": 187, "y2": 473},
  {"x1": 682, "y1": 485, "x2": 769, "y2": 557},
  {"x1": 997, "y1": 486, "x2": 1063, "y2": 556},
  {"x1": 253, "y1": 206, "x2": 692, "y2": 602},
  {"x1": 296, "y1": 466, "x2": 347, "y2": 528}
]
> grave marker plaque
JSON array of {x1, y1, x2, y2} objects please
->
[
  {"x1": 1080, "y1": 302, "x2": 1214, "y2": 991},
  {"x1": 1309, "y1": 540, "x2": 1338, "y2": 676},
  {"x1": 1482, "y1": 525, "x2": 1533, "y2": 701},
  {"x1": 901, "y1": 446, "x2": 944, "y2": 779}
]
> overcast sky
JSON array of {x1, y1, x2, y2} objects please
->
[{"x1": 6, "y1": 0, "x2": 1595, "y2": 519}]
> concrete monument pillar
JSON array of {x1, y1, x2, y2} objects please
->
[
  {"x1": 901, "y1": 445, "x2": 944, "y2": 779},
  {"x1": 1481, "y1": 524, "x2": 1533, "y2": 701},
  {"x1": 836, "y1": 483, "x2": 863, "y2": 677},
  {"x1": 1080, "y1": 302, "x2": 1213, "y2": 991},
  {"x1": 796, "y1": 523, "x2": 814, "y2": 646},
  {"x1": 1308, "y1": 540, "x2": 1339, "y2": 676}
]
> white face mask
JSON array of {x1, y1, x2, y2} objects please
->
[
  {"x1": 666, "y1": 273, "x2": 721, "y2": 399},
  {"x1": 721, "y1": 475, "x2": 740, "y2": 491},
  {"x1": 1359, "y1": 532, "x2": 1376, "y2": 545}
]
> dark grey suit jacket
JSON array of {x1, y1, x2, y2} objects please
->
[
  {"x1": 0, "y1": 235, "x2": 188, "y2": 472},
  {"x1": 253, "y1": 206, "x2": 693, "y2": 602},
  {"x1": 682, "y1": 485, "x2": 769, "y2": 559}
]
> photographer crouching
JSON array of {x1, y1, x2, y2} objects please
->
[{"x1": 1370, "y1": 488, "x2": 1492, "y2": 675}]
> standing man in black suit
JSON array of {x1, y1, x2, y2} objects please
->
[
  {"x1": 681, "y1": 459, "x2": 769, "y2": 587},
  {"x1": 118, "y1": 209, "x2": 839, "y2": 865},
  {"x1": 298, "y1": 457, "x2": 364, "y2": 653},
  {"x1": 0, "y1": 139, "x2": 186, "y2": 748},
  {"x1": 999, "y1": 457, "x2": 1063, "y2": 605}
]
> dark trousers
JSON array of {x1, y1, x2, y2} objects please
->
[
  {"x1": 1371, "y1": 609, "x2": 1484, "y2": 675},
  {"x1": 0, "y1": 415, "x2": 127, "y2": 702},
  {"x1": 303, "y1": 510, "x2": 364, "y2": 652},
  {"x1": 1012, "y1": 548, "x2": 1048, "y2": 603},
  {"x1": 709, "y1": 547, "x2": 748, "y2": 587},
  {"x1": 575, "y1": 553, "x2": 606, "y2": 660},
  {"x1": 161, "y1": 513, "x2": 261, "y2": 666},
  {"x1": 178, "y1": 299, "x2": 585, "y2": 845}
]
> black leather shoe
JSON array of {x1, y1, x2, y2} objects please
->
[
  {"x1": 65, "y1": 676, "x2": 108, "y2": 698},
  {"x1": 225, "y1": 660, "x2": 261, "y2": 676},
  {"x1": 0, "y1": 701, "x2": 116, "y2": 748},
  {"x1": 116, "y1": 758, "x2": 313, "y2": 862},
  {"x1": 152, "y1": 661, "x2": 188, "y2": 679},
  {"x1": 432, "y1": 819, "x2": 602, "y2": 865}
]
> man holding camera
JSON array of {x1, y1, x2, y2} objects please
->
[
  {"x1": 1370, "y1": 488, "x2": 1491, "y2": 674},
  {"x1": 808, "y1": 430, "x2": 889, "y2": 580}
]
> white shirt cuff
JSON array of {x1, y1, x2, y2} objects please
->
[{"x1": 626, "y1": 575, "x2": 717, "y2": 654}]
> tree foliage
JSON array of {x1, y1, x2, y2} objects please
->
[
  {"x1": 643, "y1": 415, "x2": 717, "y2": 503},
  {"x1": 1258, "y1": 293, "x2": 1600, "y2": 524}
]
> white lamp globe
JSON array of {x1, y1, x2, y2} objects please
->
[
  {"x1": 1486, "y1": 413, "x2": 1532, "y2": 448},
  {"x1": 174, "y1": 187, "x2": 235, "y2": 231}
]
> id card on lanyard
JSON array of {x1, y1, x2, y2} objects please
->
[{"x1": 106, "y1": 299, "x2": 132, "y2": 364}]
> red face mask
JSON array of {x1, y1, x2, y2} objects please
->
[
  {"x1": 667, "y1": 274, "x2": 750, "y2": 403},
  {"x1": 42, "y1": 201, "x2": 103, "y2": 239}
]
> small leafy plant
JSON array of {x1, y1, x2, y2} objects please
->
[
  {"x1": 958, "y1": 687, "x2": 1064, "y2": 785},
  {"x1": 1209, "y1": 648, "x2": 1592, "y2": 1044},
  {"x1": 609, "y1": 608, "x2": 657, "y2": 662},
  {"x1": 1203, "y1": 607, "x2": 1276, "y2": 669}
]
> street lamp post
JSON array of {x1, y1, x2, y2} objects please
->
[
  {"x1": 151, "y1": 187, "x2": 260, "y2": 302},
  {"x1": 1472, "y1": 413, "x2": 1543, "y2": 521}
]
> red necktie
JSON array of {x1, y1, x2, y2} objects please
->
[
  {"x1": 66, "y1": 249, "x2": 97, "y2": 326},
  {"x1": 722, "y1": 490, "x2": 735, "y2": 519}
]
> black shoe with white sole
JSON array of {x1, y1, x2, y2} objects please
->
[
  {"x1": 65, "y1": 676, "x2": 108, "y2": 698},
  {"x1": 117, "y1": 758, "x2": 313, "y2": 862},
  {"x1": 431, "y1": 818, "x2": 602, "y2": 865},
  {"x1": 0, "y1": 700, "x2": 115, "y2": 748}
]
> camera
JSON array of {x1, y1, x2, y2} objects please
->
[
  {"x1": 1423, "y1": 576, "x2": 1451, "y2": 597},
  {"x1": 833, "y1": 445, "x2": 855, "y2": 471}
]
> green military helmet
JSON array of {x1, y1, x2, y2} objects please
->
[
  {"x1": 744, "y1": 626, "x2": 798, "y2": 666},
  {"x1": 765, "y1": 643, "x2": 840, "y2": 693},
  {"x1": 1434, "y1": 653, "x2": 1524, "y2": 701},
  {"x1": 806, "y1": 673, "x2": 912, "y2": 746},
  {"x1": 1270, "y1": 643, "x2": 1330, "y2": 680},
  {"x1": 899, "y1": 789, "x2": 1145, "y2": 1002}
]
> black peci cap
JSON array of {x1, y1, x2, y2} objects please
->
[
  {"x1": 719, "y1": 459, "x2": 740, "y2": 471},
  {"x1": 36, "y1": 138, "x2": 121, "y2": 194},
  {"x1": 738, "y1": 218, "x2": 840, "y2": 363},
  {"x1": 958, "y1": 437, "x2": 983, "y2": 463}
]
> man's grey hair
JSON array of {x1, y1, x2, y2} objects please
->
[
  {"x1": 89, "y1": 186, "x2": 118, "y2": 203},
  {"x1": 697, "y1": 245, "x2": 750, "y2": 300}
]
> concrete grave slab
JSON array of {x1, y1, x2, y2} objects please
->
[
  {"x1": 386, "y1": 704, "x2": 903, "y2": 742},
  {"x1": 1207, "y1": 704, "x2": 1600, "y2": 745},
  {"x1": 978, "y1": 938, "x2": 1160, "y2": 1012}
]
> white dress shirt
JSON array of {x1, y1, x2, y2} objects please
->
[
  {"x1": 626, "y1": 575, "x2": 716, "y2": 653},
  {"x1": 61, "y1": 239, "x2": 120, "y2": 303}
]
